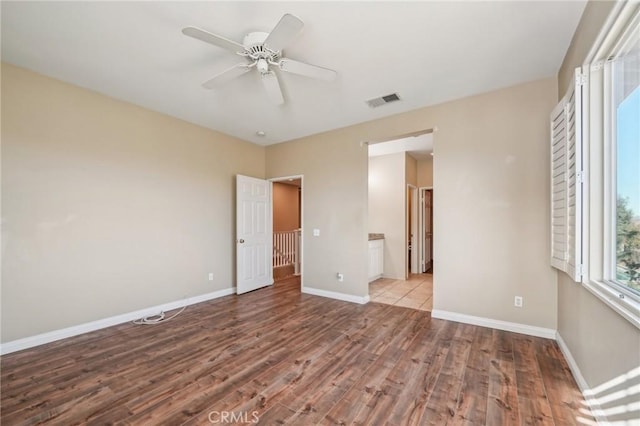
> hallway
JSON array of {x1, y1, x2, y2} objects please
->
[{"x1": 369, "y1": 273, "x2": 433, "y2": 311}]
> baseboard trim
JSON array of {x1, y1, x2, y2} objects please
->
[
  {"x1": 430, "y1": 309, "x2": 557, "y2": 339},
  {"x1": 556, "y1": 333, "x2": 608, "y2": 424},
  {"x1": 555, "y1": 333, "x2": 589, "y2": 391},
  {"x1": 0, "y1": 287, "x2": 236, "y2": 355},
  {"x1": 302, "y1": 287, "x2": 369, "y2": 304}
]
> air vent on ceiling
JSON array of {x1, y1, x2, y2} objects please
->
[{"x1": 366, "y1": 93, "x2": 401, "y2": 108}]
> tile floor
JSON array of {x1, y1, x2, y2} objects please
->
[{"x1": 369, "y1": 273, "x2": 433, "y2": 311}]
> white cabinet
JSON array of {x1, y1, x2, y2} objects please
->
[{"x1": 368, "y1": 239, "x2": 384, "y2": 282}]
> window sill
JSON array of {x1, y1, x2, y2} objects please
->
[{"x1": 583, "y1": 280, "x2": 640, "y2": 330}]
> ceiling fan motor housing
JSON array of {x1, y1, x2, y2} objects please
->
[{"x1": 243, "y1": 32, "x2": 281, "y2": 62}]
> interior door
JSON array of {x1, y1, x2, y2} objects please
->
[
  {"x1": 418, "y1": 188, "x2": 425, "y2": 273},
  {"x1": 409, "y1": 186, "x2": 418, "y2": 274},
  {"x1": 424, "y1": 190, "x2": 433, "y2": 271},
  {"x1": 236, "y1": 175, "x2": 273, "y2": 294}
]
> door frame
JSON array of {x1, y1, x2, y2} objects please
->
[
  {"x1": 418, "y1": 186, "x2": 433, "y2": 273},
  {"x1": 407, "y1": 184, "x2": 418, "y2": 277},
  {"x1": 269, "y1": 175, "x2": 304, "y2": 291}
]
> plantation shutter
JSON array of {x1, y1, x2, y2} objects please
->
[{"x1": 550, "y1": 68, "x2": 583, "y2": 282}]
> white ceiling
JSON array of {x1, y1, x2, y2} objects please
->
[{"x1": 1, "y1": 1, "x2": 585, "y2": 146}]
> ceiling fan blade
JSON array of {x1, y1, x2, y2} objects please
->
[
  {"x1": 264, "y1": 14, "x2": 304, "y2": 53},
  {"x1": 261, "y1": 71, "x2": 284, "y2": 105},
  {"x1": 279, "y1": 58, "x2": 337, "y2": 81},
  {"x1": 202, "y1": 63, "x2": 251, "y2": 89},
  {"x1": 182, "y1": 27, "x2": 245, "y2": 53}
]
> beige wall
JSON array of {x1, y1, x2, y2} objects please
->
[
  {"x1": 272, "y1": 182, "x2": 300, "y2": 232},
  {"x1": 430, "y1": 78, "x2": 558, "y2": 328},
  {"x1": 368, "y1": 153, "x2": 406, "y2": 280},
  {"x1": 265, "y1": 134, "x2": 368, "y2": 298},
  {"x1": 558, "y1": 281, "x2": 640, "y2": 389},
  {"x1": 417, "y1": 157, "x2": 434, "y2": 188},
  {"x1": 556, "y1": 0, "x2": 640, "y2": 397},
  {"x1": 1, "y1": 63, "x2": 265, "y2": 342}
]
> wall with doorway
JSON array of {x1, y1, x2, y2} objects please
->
[
  {"x1": 369, "y1": 153, "x2": 406, "y2": 279},
  {"x1": 273, "y1": 182, "x2": 300, "y2": 232},
  {"x1": 266, "y1": 134, "x2": 368, "y2": 299},
  {"x1": 269, "y1": 76, "x2": 557, "y2": 330},
  {"x1": 417, "y1": 157, "x2": 433, "y2": 187}
]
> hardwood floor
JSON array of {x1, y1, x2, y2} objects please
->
[{"x1": 1, "y1": 278, "x2": 593, "y2": 425}]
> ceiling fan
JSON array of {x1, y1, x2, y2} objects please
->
[{"x1": 182, "y1": 14, "x2": 337, "y2": 105}]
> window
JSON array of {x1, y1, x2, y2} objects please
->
[
  {"x1": 610, "y1": 22, "x2": 640, "y2": 297},
  {"x1": 554, "y1": 3, "x2": 640, "y2": 328}
]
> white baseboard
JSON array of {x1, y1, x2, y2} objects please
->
[
  {"x1": 302, "y1": 287, "x2": 369, "y2": 304},
  {"x1": 431, "y1": 309, "x2": 557, "y2": 339},
  {"x1": 0, "y1": 287, "x2": 236, "y2": 355},
  {"x1": 556, "y1": 333, "x2": 608, "y2": 425},
  {"x1": 555, "y1": 333, "x2": 589, "y2": 391}
]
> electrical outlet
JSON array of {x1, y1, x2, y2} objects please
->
[
  {"x1": 337, "y1": 273, "x2": 344, "y2": 282},
  {"x1": 514, "y1": 296, "x2": 523, "y2": 307},
  {"x1": 208, "y1": 273, "x2": 214, "y2": 281}
]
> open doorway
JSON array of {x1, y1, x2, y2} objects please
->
[
  {"x1": 270, "y1": 176, "x2": 303, "y2": 290},
  {"x1": 367, "y1": 130, "x2": 434, "y2": 312}
]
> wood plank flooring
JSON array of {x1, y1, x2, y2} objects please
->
[{"x1": 1, "y1": 278, "x2": 593, "y2": 425}]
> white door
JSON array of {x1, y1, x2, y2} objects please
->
[
  {"x1": 410, "y1": 186, "x2": 418, "y2": 274},
  {"x1": 236, "y1": 175, "x2": 273, "y2": 294},
  {"x1": 424, "y1": 190, "x2": 433, "y2": 271}
]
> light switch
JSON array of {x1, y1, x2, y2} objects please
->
[{"x1": 313, "y1": 229, "x2": 320, "y2": 237}]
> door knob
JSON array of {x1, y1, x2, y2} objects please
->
[{"x1": 238, "y1": 239, "x2": 245, "y2": 243}]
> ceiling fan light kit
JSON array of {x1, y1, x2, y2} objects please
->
[{"x1": 182, "y1": 13, "x2": 337, "y2": 105}]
